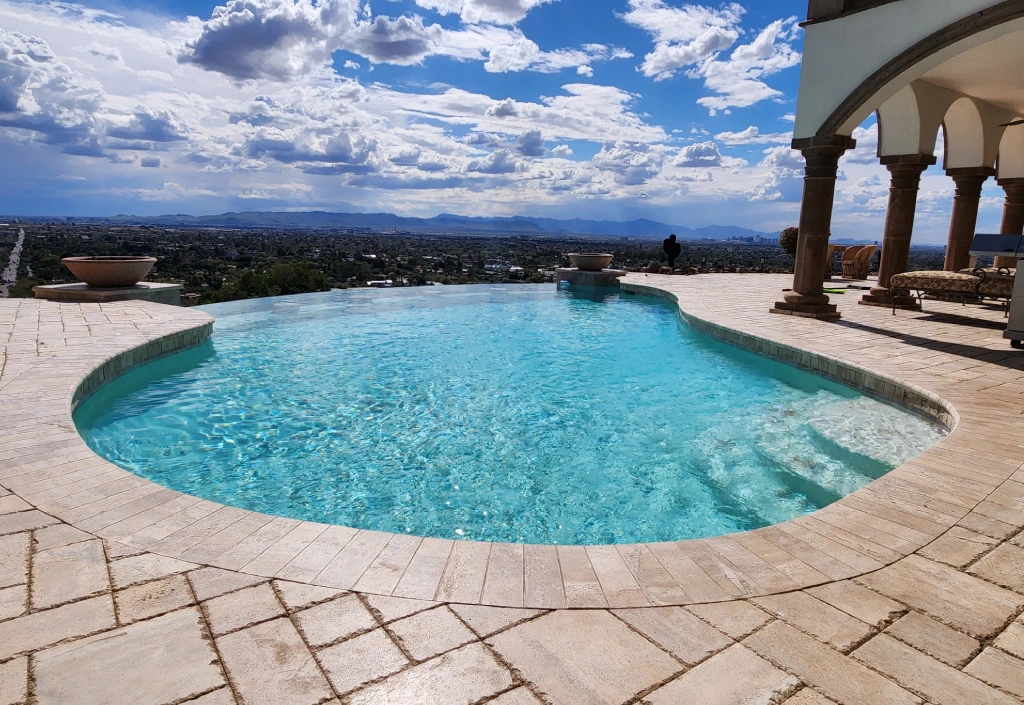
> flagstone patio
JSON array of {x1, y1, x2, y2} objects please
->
[{"x1": 2, "y1": 273, "x2": 1024, "y2": 705}]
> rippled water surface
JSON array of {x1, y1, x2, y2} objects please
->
[{"x1": 75, "y1": 285, "x2": 946, "y2": 544}]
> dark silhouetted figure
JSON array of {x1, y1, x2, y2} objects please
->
[{"x1": 663, "y1": 234, "x2": 682, "y2": 268}]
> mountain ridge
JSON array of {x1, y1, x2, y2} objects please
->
[{"x1": 30, "y1": 210, "x2": 780, "y2": 241}]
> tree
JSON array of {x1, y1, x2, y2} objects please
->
[{"x1": 780, "y1": 227, "x2": 799, "y2": 258}]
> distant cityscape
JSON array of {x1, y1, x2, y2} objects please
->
[{"x1": 0, "y1": 214, "x2": 947, "y2": 305}]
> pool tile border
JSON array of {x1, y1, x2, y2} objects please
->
[{"x1": 1, "y1": 280, "x2": 1022, "y2": 611}]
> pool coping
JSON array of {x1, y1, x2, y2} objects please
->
[{"x1": 1, "y1": 280, "x2": 1019, "y2": 610}]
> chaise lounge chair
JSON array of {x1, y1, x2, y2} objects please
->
[{"x1": 889, "y1": 267, "x2": 1015, "y2": 314}]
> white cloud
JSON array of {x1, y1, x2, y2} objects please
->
[
  {"x1": 620, "y1": 0, "x2": 743, "y2": 81},
  {"x1": 178, "y1": 0, "x2": 360, "y2": 81},
  {"x1": 467, "y1": 148, "x2": 527, "y2": 173},
  {"x1": 758, "y1": 145, "x2": 803, "y2": 169},
  {"x1": 675, "y1": 141, "x2": 721, "y2": 167},
  {"x1": 576, "y1": 65, "x2": 593, "y2": 77},
  {"x1": 0, "y1": 28, "x2": 105, "y2": 155},
  {"x1": 592, "y1": 141, "x2": 664, "y2": 185},
  {"x1": 694, "y1": 19, "x2": 801, "y2": 114},
  {"x1": 714, "y1": 125, "x2": 789, "y2": 145},
  {"x1": 551, "y1": 144, "x2": 572, "y2": 156},
  {"x1": 515, "y1": 129, "x2": 545, "y2": 157},
  {"x1": 414, "y1": 0, "x2": 554, "y2": 25}
]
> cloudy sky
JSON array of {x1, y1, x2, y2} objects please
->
[{"x1": 0, "y1": 0, "x2": 1006, "y2": 241}]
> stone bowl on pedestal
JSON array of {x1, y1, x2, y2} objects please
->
[
  {"x1": 61, "y1": 256, "x2": 157, "y2": 288},
  {"x1": 568, "y1": 253, "x2": 614, "y2": 271}
]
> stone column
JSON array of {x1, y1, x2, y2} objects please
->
[
  {"x1": 861, "y1": 155, "x2": 934, "y2": 309},
  {"x1": 943, "y1": 168, "x2": 994, "y2": 272},
  {"x1": 771, "y1": 135, "x2": 856, "y2": 320},
  {"x1": 994, "y1": 178, "x2": 1024, "y2": 269}
]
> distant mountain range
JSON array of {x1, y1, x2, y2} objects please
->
[{"x1": 38, "y1": 210, "x2": 780, "y2": 241}]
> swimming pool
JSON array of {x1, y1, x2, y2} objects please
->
[{"x1": 75, "y1": 285, "x2": 946, "y2": 545}]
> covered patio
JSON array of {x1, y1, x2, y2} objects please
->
[{"x1": 775, "y1": 0, "x2": 1024, "y2": 319}]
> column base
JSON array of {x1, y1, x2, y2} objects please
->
[
  {"x1": 859, "y1": 293, "x2": 921, "y2": 310},
  {"x1": 770, "y1": 301, "x2": 841, "y2": 320}
]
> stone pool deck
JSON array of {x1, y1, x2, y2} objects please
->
[{"x1": 2, "y1": 274, "x2": 1024, "y2": 704}]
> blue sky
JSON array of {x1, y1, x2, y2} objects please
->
[{"x1": 0, "y1": 0, "x2": 1005, "y2": 241}]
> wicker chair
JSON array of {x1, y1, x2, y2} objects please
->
[
  {"x1": 842, "y1": 245, "x2": 876, "y2": 280},
  {"x1": 840, "y1": 246, "x2": 865, "y2": 279},
  {"x1": 824, "y1": 244, "x2": 844, "y2": 280}
]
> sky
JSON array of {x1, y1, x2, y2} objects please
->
[{"x1": 0, "y1": 0, "x2": 1007, "y2": 242}]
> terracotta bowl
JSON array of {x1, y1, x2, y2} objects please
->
[
  {"x1": 62, "y1": 256, "x2": 157, "y2": 288},
  {"x1": 568, "y1": 253, "x2": 614, "y2": 272}
]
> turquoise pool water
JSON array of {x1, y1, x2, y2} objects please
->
[{"x1": 75, "y1": 285, "x2": 946, "y2": 545}]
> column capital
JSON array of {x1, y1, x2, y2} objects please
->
[
  {"x1": 947, "y1": 169, "x2": 992, "y2": 199},
  {"x1": 945, "y1": 166, "x2": 996, "y2": 179},
  {"x1": 879, "y1": 153, "x2": 936, "y2": 167},
  {"x1": 997, "y1": 177, "x2": 1024, "y2": 198},
  {"x1": 884, "y1": 159, "x2": 930, "y2": 190},
  {"x1": 791, "y1": 134, "x2": 857, "y2": 151}
]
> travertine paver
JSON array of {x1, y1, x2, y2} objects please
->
[
  {"x1": 388, "y1": 606, "x2": 476, "y2": 661},
  {"x1": 853, "y1": 634, "x2": 1018, "y2": 705},
  {"x1": 968, "y1": 543, "x2": 1024, "y2": 592},
  {"x1": 805, "y1": 580, "x2": 905, "y2": 628},
  {"x1": 964, "y1": 648, "x2": 1024, "y2": 699},
  {"x1": 292, "y1": 593, "x2": 376, "y2": 648},
  {"x1": 685, "y1": 600, "x2": 773, "y2": 638},
  {"x1": 187, "y1": 566, "x2": 265, "y2": 601},
  {"x1": 216, "y1": 618, "x2": 333, "y2": 705},
  {"x1": 5, "y1": 283, "x2": 1024, "y2": 704},
  {"x1": 115, "y1": 573, "x2": 194, "y2": 624},
  {"x1": 612, "y1": 606, "x2": 733, "y2": 665},
  {"x1": 109, "y1": 552, "x2": 196, "y2": 589},
  {"x1": 0, "y1": 584, "x2": 25, "y2": 620},
  {"x1": 0, "y1": 533, "x2": 28, "y2": 588},
  {"x1": 783, "y1": 689, "x2": 838, "y2": 704},
  {"x1": 884, "y1": 611, "x2": 981, "y2": 668},
  {"x1": 994, "y1": 617, "x2": 1024, "y2": 659},
  {"x1": 273, "y1": 580, "x2": 344, "y2": 612},
  {"x1": 0, "y1": 594, "x2": 114, "y2": 660},
  {"x1": 33, "y1": 608, "x2": 223, "y2": 705},
  {"x1": 918, "y1": 527, "x2": 1000, "y2": 568},
  {"x1": 0, "y1": 657, "x2": 27, "y2": 705},
  {"x1": 857, "y1": 554, "x2": 1024, "y2": 638},
  {"x1": 345, "y1": 643, "x2": 513, "y2": 705},
  {"x1": 744, "y1": 621, "x2": 921, "y2": 705},
  {"x1": 489, "y1": 688, "x2": 545, "y2": 705},
  {"x1": 30, "y1": 538, "x2": 108, "y2": 609},
  {"x1": 752, "y1": 592, "x2": 873, "y2": 652},
  {"x1": 487, "y1": 610, "x2": 681, "y2": 705},
  {"x1": 645, "y1": 644, "x2": 799, "y2": 704},
  {"x1": 203, "y1": 583, "x2": 284, "y2": 637},
  {"x1": 316, "y1": 628, "x2": 409, "y2": 695},
  {"x1": 448, "y1": 603, "x2": 542, "y2": 637}
]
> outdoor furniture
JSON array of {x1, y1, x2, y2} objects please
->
[
  {"x1": 825, "y1": 244, "x2": 846, "y2": 280},
  {"x1": 842, "y1": 245, "x2": 876, "y2": 280},
  {"x1": 839, "y1": 246, "x2": 864, "y2": 279},
  {"x1": 889, "y1": 267, "x2": 1015, "y2": 314}
]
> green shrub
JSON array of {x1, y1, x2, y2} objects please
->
[{"x1": 780, "y1": 227, "x2": 799, "y2": 258}]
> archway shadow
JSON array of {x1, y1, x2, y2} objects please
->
[{"x1": 832, "y1": 317, "x2": 1024, "y2": 371}]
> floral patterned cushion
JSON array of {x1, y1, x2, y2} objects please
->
[
  {"x1": 891, "y1": 269, "x2": 1015, "y2": 299},
  {"x1": 890, "y1": 271, "x2": 980, "y2": 295}
]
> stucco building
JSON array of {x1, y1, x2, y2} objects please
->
[{"x1": 775, "y1": 0, "x2": 1024, "y2": 319}]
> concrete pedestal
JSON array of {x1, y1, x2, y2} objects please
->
[
  {"x1": 33, "y1": 282, "x2": 183, "y2": 306},
  {"x1": 556, "y1": 268, "x2": 627, "y2": 287}
]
